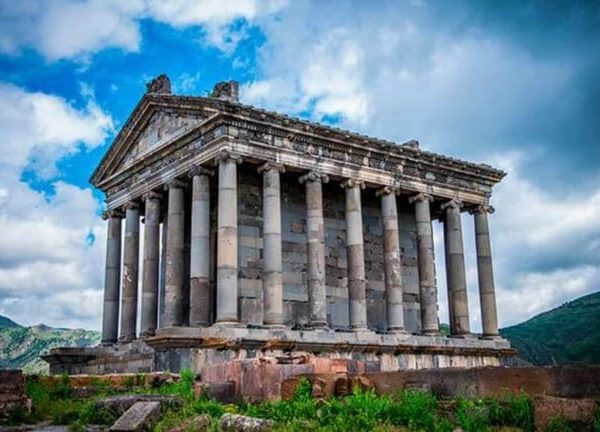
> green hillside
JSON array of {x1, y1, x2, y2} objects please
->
[
  {"x1": 0, "y1": 316, "x2": 100, "y2": 374},
  {"x1": 500, "y1": 290, "x2": 600, "y2": 365}
]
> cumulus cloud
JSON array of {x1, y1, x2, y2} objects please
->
[
  {"x1": 0, "y1": 0, "x2": 286, "y2": 60},
  {"x1": 0, "y1": 83, "x2": 113, "y2": 329}
]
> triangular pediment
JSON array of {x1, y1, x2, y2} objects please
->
[{"x1": 91, "y1": 96, "x2": 212, "y2": 186}]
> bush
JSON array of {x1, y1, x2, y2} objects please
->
[
  {"x1": 486, "y1": 392, "x2": 534, "y2": 431},
  {"x1": 544, "y1": 416, "x2": 575, "y2": 432},
  {"x1": 455, "y1": 398, "x2": 490, "y2": 432}
]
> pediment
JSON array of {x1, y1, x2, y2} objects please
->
[{"x1": 115, "y1": 109, "x2": 204, "y2": 172}]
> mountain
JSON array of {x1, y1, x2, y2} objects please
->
[
  {"x1": 0, "y1": 315, "x2": 100, "y2": 374},
  {"x1": 500, "y1": 291, "x2": 600, "y2": 365}
]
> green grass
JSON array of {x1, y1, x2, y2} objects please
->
[{"x1": 4, "y1": 370, "x2": 598, "y2": 432}]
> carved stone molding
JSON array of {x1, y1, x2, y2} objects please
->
[
  {"x1": 257, "y1": 161, "x2": 286, "y2": 174},
  {"x1": 214, "y1": 149, "x2": 242, "y2": 166},
  {"x1": 469, "y1": 204, "x2": 495, "y2": 215},
  {"x1": 188, "y1": 165, "x2": 214, "y2": 178},
  {"x1": 408, "y1": 193, "x2": 433, "y2": 204},
  {"x1": 441, "y1": 199, "x2": 463, "y2": 211},
  {"x1": 375, "y1": 185, "x2": 400, "y2": 197},
  {"x1": 142, "y1": 191, "x2": 163, "y2": 202},
  {"x1": 299, "y1": 171, "x2": 329, "y2": 184},
  {"x1": 340, "y1": 178, "x2": 366, "y2": 190},
  {"x1": 123, "y1": 201, "x2": 140, "y2": 211},
  {"x1": 164, "y1": 178, "x2": 187, "y2": 190},
  {"x1": 102, "y1": 209, "x2": 124, "y2": 220}
]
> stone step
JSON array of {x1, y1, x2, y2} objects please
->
[{"x1": 109, "y1": 401, "x2": 161, "y2": 432}]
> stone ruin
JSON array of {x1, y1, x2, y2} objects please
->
[{"x1": 44, "y1": 75, "x2": 514, "y2": 377}]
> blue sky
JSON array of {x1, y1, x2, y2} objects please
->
[{"x1": 0, "y1": 0, "x2": 598, "y2": 331}]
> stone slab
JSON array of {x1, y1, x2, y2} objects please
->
[{"x1": 110, "y1": 401, "x2": 160, "y2": 431}]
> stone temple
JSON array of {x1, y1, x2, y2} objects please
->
[{"x1": 45, "y1": 75, "x2": 514, "y2": 378}]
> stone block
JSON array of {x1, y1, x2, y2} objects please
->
[
  {"x1": 240, "y1": 298, "x2": 263, "y2": 325},
  {"x1": 96, "y1": 395, "x2": 182, "y2": 418},
  {"x1": 219, "y1": 413, "x2": 275, "y2": 432},
  {"x1": 110, "y1": 401, "x2": 161, "y2": 431},
  {"x1": 198, "y1": 381, "x2": 237, "y2": 404}
]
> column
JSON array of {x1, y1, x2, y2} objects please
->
[
  {"x1": 158, "y1": 214, "x2": 167, "y2": 328},
  {"x1": 341, "y1": 179, "x2": 367, "y2": 331},
  {"x1": 119, "y1": 202, "x2": 140, "y2": 342},
  {"x1": 471, "y1": 205, "x2": 499, "y2": 338},
  {"x1": 377, "y1": 187, "x2": 405, "y2": 333},
  {"x1": 140, "y1": 192, "x2": 161, "y2": 336},
  {"x1": 189, "y1": 167, "x2": 213, "y2": 327},
  {"x1": 299, "y1": 171, "x2": 328, "y2": 328},
  {"x1": 409, "y1": 193, "x2": 439, "y2": 334},
  {"x1": 442, "y1": 199, "x2": 470, "y2": 336},
  {"x1": 163, "y1": 179, "x2": 186, "y2": 327},
  {"x1": 101, "y1": 210, "x2": 122, "y2": 344},
  {"x1": 259, "y1": 162, "x2": 285, "y2": 326},
  {"x1": 216, "y1": 150, "x2": 241, "y2": 324}
]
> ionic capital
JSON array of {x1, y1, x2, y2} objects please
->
[
  {"x1": 142, "y1": 191, "x2": 162, "y2": 202},
  {"x1": 123, "y1": 201, "x2": 140, "y2": 211},
  {"x1": 188, "y1": 165, "x2": 214, "y2": 178},
  {"x1": 258, "y1": 161, "x2": 286, "y2": 174},
  {"x1": 102, "y1": 209, "x2": 124, "y2": 220},
  {"x1": 164, "y1": 178, "x2": 187, "y2": 190},
  {"x1": 214, "y1": 149, "x2": 242, "y2": 166},
  {"x1": 469, "y1": 204, "x2": 495, "y2": 215},
  {"x1": 340, "y1": 178, "x2": 366, "y2": 190},
  {"x1": 408, "y1": 193, "x2": 433, "y2": 204},
  {"x1": 375, "y1": 185, "x2": 400, "y2": 197},
  {"x1": 299, "y1": 171, "x2": 329, "y2": 184},
  {"x1": 441, "y1": 199, "x2": 463, "y2": 211}
]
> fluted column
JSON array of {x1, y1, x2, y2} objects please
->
[
  {"x1": 442, "y1": 199, "x2": 470, "y2": 336},
  {"x1": 164, "y1": 179, "x2": 186, "y2": 327},
  {"x1": 101, "y1": 210, "x2": 123, "y2": 344},
  {"x1": 299, "y1": 171, "x2": 329, "y2": 328},
  {"x1": 120, "y1": 202, "x2": 140, "y2": 342},
  {"x1": 471, "y1": 205, "x2": 499, "y2": 338},
  {"x1": 140, "y1": 192, "x2": 161, "y2": 336},
  {"x1": 409, "y1": 193, "x2": 439, "y2": 334},
  {"x1": 216, "y1": 150, "x2": 242, "y2": 324},
  {"x1": 189, "y1": 167, "x2": 213, "y2": 327},
  {"x1": 341, "y1": 178, "x2": 367, "y2": 331},
  {"x1": 259, "y1": 162, "x2": 285, "y2": 326},
  {"x1": 377, "y1": 186, "x2": 405, "y2": 333}
]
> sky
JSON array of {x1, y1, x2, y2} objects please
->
[{"x1": 0, "y1": 0, "x2": 598, "y2": 331}]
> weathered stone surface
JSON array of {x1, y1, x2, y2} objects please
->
[
  {"x1": 534, "y1": 395, "x2": 597, "y2": 431},
  {"x1": 167, "y1": 414, "x2": 211, "y2": 432},
  {"x1": 96, "y1": 395, "x2": 181, "y2": 417},
  {"x1": 110, "y1": 401, "x2": 161, "y2": 431},
  {"x1": 195, "y1": 381, "x2": 237, "y2": 404},
  {"x1": 0, "y1": 370, "x2": 30, "y2": 420},
  {"x1": 219, "y1": 414, "x2": 274, "y2": 432}
]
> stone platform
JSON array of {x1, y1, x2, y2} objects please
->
[{"x1": 43, "y1": 327, "x2": 515, "y2": 376}]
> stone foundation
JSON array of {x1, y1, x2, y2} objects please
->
[{"x1": 44, "y1": 327, "x2": 514, "y2": 378}]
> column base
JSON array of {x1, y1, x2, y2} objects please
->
[
  {"x1": 448, "y1": 332, "x2": 475, "y2": 339},
  {"x1": 140, "y1": 330, "x2": 156, "y2": 338},
  {"x1": 480, "y1": 334, "x2": 502, "y2": 340},
  {"x1": 387, "y1": 328, "x2": 408, "y2": 335},
  {"x1": 213, "y1": 321, "x2": 242, "y2": 328},
  {"x1": 118, "y1": 336, "x2": 135, "y2": 344}
]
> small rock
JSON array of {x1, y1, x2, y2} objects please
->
[
  {"x1": 219, "y1": 413, "x2": 275, "y2": 432},
  {"x1": 110, "y1": 401, "x2": 161, "y2": 431}
]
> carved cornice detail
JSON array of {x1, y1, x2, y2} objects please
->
[
  {"x1": 123, "y1": 201, "x2": 140, "y2": 211},
  {"x1": 102, "y1": 209, "x2": 124, "y2": 220},
  {"x1": 408, "y1": 193, "x2": 433, "y2": 204},
  {"x1": 375, "y1": 186, "x2": 400, "y2": 197},
  {"x1": 142, "y1": 191, "x2": 163, "y2": 202},
  {"x1": 214, "y1": 149, "x2": 242, "y2": 166},
  {"x1": 188, "y1": 165, "x2": 214, "y2": 178},
  {"x1": 441, "y1": 199, "x2": 463, "y2": 211},
  {"x1": 164, "y1": 179, "x2": 187, "y2": 190}
]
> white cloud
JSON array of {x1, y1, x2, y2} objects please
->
[
  {"x1": 0, "y1": 0, "x2": 286, "y2": 60},
  {"x1": 0, "y1": 83, "x2": 113, "y2": 329}
]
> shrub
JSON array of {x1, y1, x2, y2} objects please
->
[
  {"x1": 455, "y1": 398, "x2": 490, "y2": 432},
  {"x1": 389, "y1": 389, "x2": 441, "y2": 430},
  {"x1": 544, "y1": 416, "x2": 575, "y2": 432},
  {"x1": 486, "y1": 391, "x2": 534, "y2": 431}
]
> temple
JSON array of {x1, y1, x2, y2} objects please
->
[{"x1": 44, "y1": 75, "x2": 514, "y2": 376}]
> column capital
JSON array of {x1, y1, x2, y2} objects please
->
[
  {"x1": 123, "y1": 201, "x2": 140, "y2": 211},
  {"x1": 441, "y1": 198, "x2": 463, "y2": 211},
  {"x1": 102, "y1": 209, "x2": 124, "y2": 220},
  {"x1": 258, "y1": 161, "x2": 286, "y2": 174},
  {"x1": 164, "y1": 178, "x2": 187, "y2": 190},
  {"x1": 375, "y1": 185, "x2": 400, "y2": 197},
  {"x1": 408, "y1": 192, "x2": 433, "y2": 204},
  {"x1": 469, "y1": 204, "x2": 495, "y2": 215},
  {"x1": 142, "y1": 191, "x2": 162, "y2": 202},
  {"x1": 214, "y1": 149, "x2": 242, "y2": 166},
  {"x1": 188, "y1": 165, "x2": 214, "y2": 178},
  {"x1": 340, "y1": 178, "x2": 365, "y2": 190},
  {"x1": 299, "y1": 171, "x2": 329, "y2": 184}
]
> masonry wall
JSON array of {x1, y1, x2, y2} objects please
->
[{"x1": 236, "y1": 167, "x2": 422, "y2": 332}]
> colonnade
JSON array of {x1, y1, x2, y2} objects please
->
[{"x1": 101, "y1": 151, "x2": 499, "y2": 343}]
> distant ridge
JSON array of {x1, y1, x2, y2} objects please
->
[
  {"x1": 0, "y1": 314, "x2": 100, "y2": 373},
  {"x1": 500, "y1": 290, "x2": 600, "y2": 365}
]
